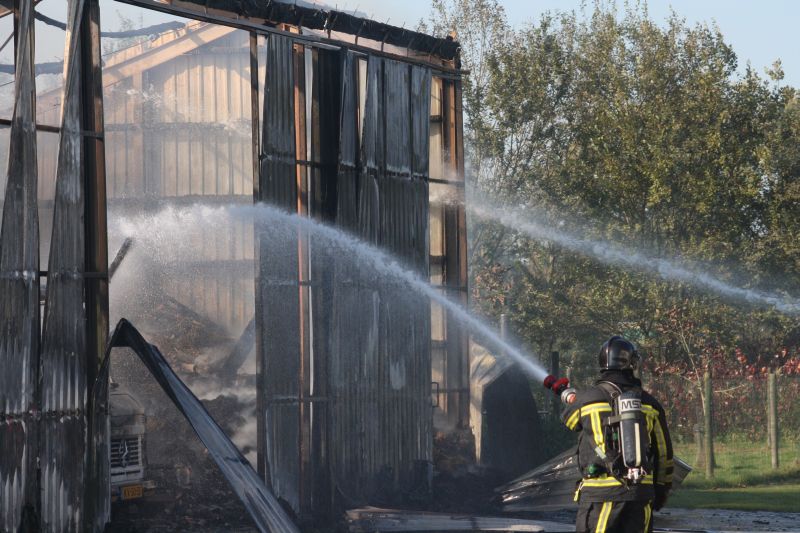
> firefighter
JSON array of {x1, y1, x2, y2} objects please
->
[{"x1": 561, "y1": 336, "x2": 673, "y2": 533}]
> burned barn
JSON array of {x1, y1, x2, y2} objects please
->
[{"x1": 0, "y1": 0, "x2": 471, "y2": 530}]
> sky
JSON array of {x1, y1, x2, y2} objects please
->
[
  {"x1": 1, "y1": 1, "x2": 798, "y2": 87},
  {"x1": 337, "y1": 0, "x2": 800, "y2": 86}
]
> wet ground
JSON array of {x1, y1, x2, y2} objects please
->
[
  {"x1": 108, "y1": 504, "x2": 800, "y2": 532},
  {"x1": 656, "y1": 508, "x2": 800, "y2": 532},
  {"x1": 515, "y1": 508, "x2": 800, "y2": 532}
]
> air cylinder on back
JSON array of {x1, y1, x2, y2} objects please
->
[{"x1": 616, "y1": 391, "x2": 647, "y2": 468}]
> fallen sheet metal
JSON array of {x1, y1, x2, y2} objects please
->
[
  {"x1": 346, "y1": 507, "x2": 574, "y2": 532},
  {"x1": 496, "y1": 447, "x2": 692, "y2": 513},
  {"x1": 0, "y1": 1, "x2": 39, "y2": 530},
  {"x1": 106, "y1": 318, "x2": 300, "y2": 533}
]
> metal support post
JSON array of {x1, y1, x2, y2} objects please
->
[
  {"x1": 703, "y1": 371, "x2": 714, "y2": 478},
  {"x1": 768, "y1": 371, "x2": 779, "y2": 470}
]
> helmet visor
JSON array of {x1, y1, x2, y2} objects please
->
[{"x1": 605, "y1": 339, "x2": 639, "y2": 370}]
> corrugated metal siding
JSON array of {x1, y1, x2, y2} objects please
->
[
  {"x1": 39, "y1": 1, "x2": 88, "y2": 530},
  {"x1": 335, "y1": 51, "x2": 359, "y2": 231},
  {"x1": 411, "y1": 68, "x2": 432, "y2": 185},
  {"x1": 0, "y1": 2, "x2": 39, "y2": 530},
  {"x1": 1, "y1": 2, "x2": 111, "y2": 530},
  {"x1": 307, "y1": 47, "x2": 341, "y2": 515},
  {"x1": 328, "y1": 50, "x2": 367, "y2": 503},
  {"x1": 254, "y1": 45, "x2": 434, "y2": 514},
  {"x1": 327, "y1": 55, "x2": 432, "y2": 506},
  {"x1": 256, "y1": 33, "x2": 302, "y2": 511},
  {"x1": 375, "y1": 59, "x2": 431, "y2": 495}
]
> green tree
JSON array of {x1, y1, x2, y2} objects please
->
[{"x1": 427, "y1": 0, "x2": 800, "y2": 379}]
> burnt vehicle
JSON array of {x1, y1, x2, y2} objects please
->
[{"x1": 109, "y1": 382, "x2": 155, "y2": 502}]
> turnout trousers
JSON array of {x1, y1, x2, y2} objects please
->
[{"x1": 576, "y1": 500, "x2": 653, "y2": 533}]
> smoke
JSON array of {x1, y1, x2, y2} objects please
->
[
  {"x1": 112, "y1": 203, "x2": 549, "y2": 381},
  {"x1": 230, "y1": 405, "x2": 258, "y2": 467},
  {"x1": 108, "y1": 85, "x2": 251, "y2": 137},
  {"x1": 468, "y1": 196, "x2": 800, "y2": 315}
]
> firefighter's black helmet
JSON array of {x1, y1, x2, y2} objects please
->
[{"x1": 598, "y1": 336, "x2": 640, "y2": 371}]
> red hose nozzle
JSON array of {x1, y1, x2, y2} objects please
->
[{"x1": 543, "y1": 375, "x2": 570, "y2": 395}]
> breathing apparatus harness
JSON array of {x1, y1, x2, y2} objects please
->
[
  {"x1": 594, "y1": 380, "x2": 652, "y2": 486},
  {"x1": 543, "y1": 374, "x2": 652, "y2": 487}
]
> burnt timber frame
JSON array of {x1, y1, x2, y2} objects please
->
[
  {"x1": 82, "y1": 0, "x2": 110, "y2": 432},
  {"x1": 81, "y1": 1, "x2": 111, "y2": 527},
  {"x1": 102, "y1": 1, "x2": 468, "y2": 519},
  {"x1": 114, "y1": 0, "x2": 462, "y2": 76},
  {"x1": 3, "y1": 0, "x2": 467, "y2": 525}
]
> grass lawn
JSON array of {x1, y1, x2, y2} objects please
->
[
  {"x1": 669, "y1": 484, "x2": 800, "y2": 512},
  {"x1": 669, "y1": 438, "x2": 800, "y2": 512}
]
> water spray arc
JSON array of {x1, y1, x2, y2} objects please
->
[
  {"x1": 114, "y1": 203, "x2": 550, "y2": 382},
  {"x1": 468, "y1": 199, "x2": 800, "y2": 315}
]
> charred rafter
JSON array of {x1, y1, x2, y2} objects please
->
[{"x1": 114, "y1": 0, "x2": 460, "y2": 62}]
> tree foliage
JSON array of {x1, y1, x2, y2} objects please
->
[{"x1": 427, "y1": 0, "x2": 800, "y2": 381}]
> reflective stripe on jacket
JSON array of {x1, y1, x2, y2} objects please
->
[{"x1": 561, "y1": 372, "x2": 673, "y2": 503}]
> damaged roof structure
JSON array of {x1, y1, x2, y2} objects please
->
[{"x1": 0, "y1": 0, "x2": 470, "y2": 530}]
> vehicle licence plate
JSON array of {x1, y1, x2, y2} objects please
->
[{"x1": 121, "y1": 484, "x2": 143, "y2": 500}]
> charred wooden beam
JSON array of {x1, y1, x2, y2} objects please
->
[
  {"x1": 117, "y1": 0, "x2": 459, "y2": 59},
  {"x1": 108, "y1": 237, "x2": 133, "y2": 279},
  {"x1": 81, "y1": 2, "x2": 111, "y2": 526},
  {"x1": 113, "y1": 0, "x2": 462, "y2": 74},
  {"x1": 214, "y1": 316, "x2": 256, "y2": 382}
]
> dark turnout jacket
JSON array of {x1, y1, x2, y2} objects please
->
[{"x1": 560, "y1": 370, "x2": 673, "y2": 503}]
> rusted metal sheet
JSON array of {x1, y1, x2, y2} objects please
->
[
  {"x1": 0, "y1": 1, "x2": 39, "y2": 530},
  {"x1": 107, "y1": 319, "x2": 300, "y2": 533},
  {"x1": 256, "y1": 32, "x2": 302, "y2": 510},
  {"x1": 38, "y1": 0, "x2": 91, "y2": 530},
  {"x1": 496, "y1": 447, "x2": 692, "y2": 513}
]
